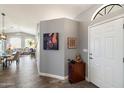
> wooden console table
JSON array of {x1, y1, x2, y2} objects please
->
[{"x1": 68, "y1": 62, "x2": 85, "y2": 83}]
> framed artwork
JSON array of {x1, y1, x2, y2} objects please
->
[
  {"x1": 67, "y1": 37, "x2": 77, "y2": 49},
  {"x1": 43, "y1": 33, "x2": 59, "y2": 50}
]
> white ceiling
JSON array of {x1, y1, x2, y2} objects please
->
[{"x1": 0, "y1": 4, "x2": 95, "y2": 35}]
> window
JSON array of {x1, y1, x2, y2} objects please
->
[
  {"x1": 8, "y1": 38, "x2": 21, "y2": 49},
  {"x1": 0, "y1": 40, "x2": 3, "y2": 52},
  {"x1": 91, "y1": 4, "x2": 123, "y2": 21},
  {"x1": 0, "y1": 40, "x2": 5, "y2": 54},
  {"x1": 25, "y1": 38, "x2": 35, "y2": 48}
]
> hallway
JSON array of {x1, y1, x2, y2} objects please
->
[{"x1": 0, "y1": 55, "x2": 97, "y2": 88}]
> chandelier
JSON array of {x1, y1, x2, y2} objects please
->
[{"x1": 0, "y1": 13, "x2": 7, "y2": 40}]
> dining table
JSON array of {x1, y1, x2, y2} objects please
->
[{"x1": 0, "y1": 53, "x2": 12, "y2": 68}]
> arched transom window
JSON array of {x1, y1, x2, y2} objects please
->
[{"x1": 91, "y1": 4, "x2": 123, "y2": 21}]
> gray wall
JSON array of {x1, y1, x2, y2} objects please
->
[
  {"x1": 75, "y1": 4, "x2": 102, "y2": 78},
  {"x1": 40, "y1": 19, "x2": 65, "y2": 76},
  {"x1": 64, "y1": 19, "x2": 79, "y2": 76},
  {"x1": 39, "y1": 18, "x2": 79, "y2": 77}
]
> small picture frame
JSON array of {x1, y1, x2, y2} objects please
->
[{"x1": 67, "y1": 37, "x2": 77, "y2": 49}]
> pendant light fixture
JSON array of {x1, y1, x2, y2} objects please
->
[{"x1": 0, "y1": 13, "x2": 7, "y2": 40}]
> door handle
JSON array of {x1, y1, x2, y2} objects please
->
[{"x1": 89, "y1": 57, "x2": 94, "y2": 59}]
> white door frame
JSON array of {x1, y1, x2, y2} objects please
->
[
  {"x1": 87, "y1": 27, "x2": 91, "y2": 82},
  {"x1": 88, "y1": 18, "x2": 124, "y2": 87}
]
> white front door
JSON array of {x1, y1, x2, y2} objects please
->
[{"x1": 89, "y1": 19, "x2": 124, "y2": 88}]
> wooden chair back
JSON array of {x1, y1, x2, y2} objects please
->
[
  {"x1": 0, "y1": 57, "x2": 2, "y2": 64},
  {"x1": 13, "y1": 52, "x2": 20, "y2": 61}
]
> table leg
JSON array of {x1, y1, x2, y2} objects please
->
[
  {"x1": 5, "y1": 58, "x2": 7, "y2": 68},
  {"x1": 3, "y1": 62, "x2": 5, "y2": 70}
]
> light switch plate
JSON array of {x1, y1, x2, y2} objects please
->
[{"x1": 82, "y1": 49, "x2": 88, "y2": 53}]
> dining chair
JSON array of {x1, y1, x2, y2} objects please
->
[
  {"x1": 0, "y1": 57, "x2": 5, "y2": 70},
  {"x1": 7, "y1": 52, "x2": 20, "y2": 64}
]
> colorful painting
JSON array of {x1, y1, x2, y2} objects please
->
[{"x1": 43, "y1": 33, "x2": 59, "y2": 50}]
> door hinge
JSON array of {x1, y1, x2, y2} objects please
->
[
  {"x1": 123, "y1": 58, "x2": 124, "y2": 63},
  {"x1": 123, "y1": 24, "x2": 124, "y2": 29}
]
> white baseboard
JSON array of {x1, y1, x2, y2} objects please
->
[
  {"x1": 65, "y1": 76, "x2": 68, "y2": 79},
  {"x1": 39, "y1": 72, "x2": 68, "y2": 80},
  {"x1": 85, "y1": 76, "x2": 89, "y2": 82}
]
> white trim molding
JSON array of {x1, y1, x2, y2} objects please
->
[
  {"x1": 85, "y1": 76, "x2": 89, "y2": 82},
  {"x1": 39, "y1": 72, "x2": 68, "y2": 80}
]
